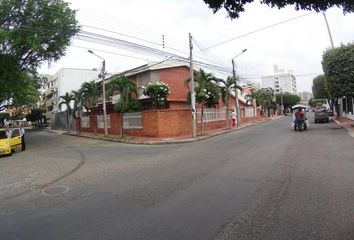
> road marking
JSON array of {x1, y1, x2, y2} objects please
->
[{"x1": 41, "y1": 185, "x2": 70, "y2": 196}]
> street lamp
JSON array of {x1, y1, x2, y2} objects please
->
[
  {"x1": 232, "y1": 48, "x2": 247, "y2": 127},
  {"x1": 88, "y1": 50, "x2": 108, "y2": 137}
]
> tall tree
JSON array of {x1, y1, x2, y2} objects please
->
[
  {"x1": 110, "y1": 74, "x2": 139, "y2": 138},
  {"x1": 245, "y1": 89, "x2": 257, "y2": 119},
  {"x1": 275, "y1": 92, "x2": 301, "y2": 110},
  {"x1": 25, "y1": 108, "x2": 46, "y2": 129},
  {"x1": 312, "y1": 75, "x2": 329, "y2": 99},
  {"x1": 186, "y1": 69, "x2": 219, "y2": 135},
  {"x1": 218, "y1": 76, "x2": 242, "y2": 128},
  {"x1": 0, "y1": 55, "x2": 39, "y2": 111},
  {"x1": 322, "y1": 43, "x2": 354, "y2": 98},
  {"x1": 322, "y1": 42, "x2": 354, "y2": 115},
  {"x1": 0, "y1": 0, "x2": 79, "y2": 110},
  {"x1": 253, "y1": 87, "x2": 275, "y2": 117},
  {"x1": 58, "y1": 92, "x2": 75, "y2": 132},
  {"x1": 203, "y1": 0, "x2": 354, "y2": 19},
  {"x1": 81, "y1": 80, "x2": 101, "y2": 110},
  {"x1": 72, "y1": 89, "x2": 85, "y2": 133}
]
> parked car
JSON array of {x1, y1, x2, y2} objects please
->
[
  {"x1": 0, "y1": 128, "x2": 23, "y2": 157},
  {"x1": 314, "y1": 108, "x2": 329, "y2": 123}
]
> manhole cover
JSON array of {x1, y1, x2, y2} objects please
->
[{"x1": 42, "y1": 185, "x2": 69, "y2": 196}]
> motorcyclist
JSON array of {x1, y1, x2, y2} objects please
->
[{"x1": 295, "y1": 109, "x2": 304, "y2": 128}]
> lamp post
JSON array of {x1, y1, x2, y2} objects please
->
[
  {"x1": 88, "y1": 50, "x2": 108, "y2": 137},
  {"x1": 280, "y1": 87, "x2": 284, "y2": 115},
  {"x1": 232, "y1": 48, "x2": 247, "y2": 127}
]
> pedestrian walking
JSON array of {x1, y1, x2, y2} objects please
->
[
  {"x1": 20, "y1": 126, "x2": 26, "y2": 151},
  {"x1": 231, "y1": 110, "x2": 237, "y2": 127}
]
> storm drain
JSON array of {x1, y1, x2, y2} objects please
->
[{"x1": 42, "y1": 185, "x2": 69, "y2": 196}]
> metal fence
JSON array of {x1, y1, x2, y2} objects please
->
[
  {"x1": 97, "y1": 115, "x2": 111, "y2": 129},
  {"x1": 196, "y1": 108, "x2": 226, "y2": 123},
  {"x1": 123, "y1": 112, "x2": 143, "y2": 129},
  {"x1": 81, "y1": 116, "x2": 90, "y2": 128},
  {"x1": 51, "y1": 111, "x2": 76, "y2": 131}
]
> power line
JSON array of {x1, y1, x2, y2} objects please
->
[{"x1": 197, "y1": 12, "x2": 315, "y2": 52}]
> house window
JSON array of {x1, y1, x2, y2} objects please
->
[{"x1": 137, "y1": 71, "x2": 159, "y2": 88}]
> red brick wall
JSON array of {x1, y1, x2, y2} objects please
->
[
  {"x1": 142, "y1": 110, "x2": 159, "y2": 137},
  {"x1": 158, "y1": 66, "x2": 190, "y2": 102},
  {"x1": 156, "y1": 109, "x2": 191, "y2": 137}
]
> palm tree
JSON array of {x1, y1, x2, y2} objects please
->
[
  {"x1": 218, "y1": 76, "x2": 243, "y2": 128},
  {"x1": 186, "y1": 69, "x2": 219, "y2": 135},
  {"x1": 58, "y1": 92, "x2": 75, "y2": 132},
  {"x1": 72, "y1": 89, "x2": 85, "y2": 133},
  {"x1": 81, "y1": 80, "x2": 100, "y2": 110},
  {"x1": 245, "y1": 89, "x2": 257, "y2": 120},
  {"x1": 109, "y1": 74, "x2": 137, "y2": 138}
]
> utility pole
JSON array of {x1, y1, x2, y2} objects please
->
[
  {"x1": 101, "y1": 60, "x2": 108, "y2": 137},
  {"x1": 231, "y1": 49, "x2": 247, "y2": 127},
  {"x1": 88, "y1": 50, "x2": 108, "y2": 137},
  {"x1": 280, "y1": 87, "x2": 284, "y2": 115},
  {"x1": 322, "y1": 12, "x2": 334, "y2": 49},
  {"x1": 232, "y1": 59, "x2": 241, "y2": 127},
  {"x1": 189, "y1": 33, "x2": 196, "y2": 138}
]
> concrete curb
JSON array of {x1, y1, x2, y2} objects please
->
[
  {"x1": 56, "y1": 116, "x2": 282, "y2": 145},
  {"x1": 333, "y1": 119, "x2": 354, "y2": 138}
]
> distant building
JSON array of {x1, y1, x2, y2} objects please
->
[
  {"x1": 261, "y1": 65, "x2": 297, "y2": 94},
  {"x1": 297, "y1": 91, "x2": 313, "y2": 104},
  {"x1": 41, "y1": 68, "x2": 100, "y2": 123}
]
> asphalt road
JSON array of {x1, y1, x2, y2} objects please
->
[{"x1": 1, "y1": 115, "x2": 354, "y2": 240}]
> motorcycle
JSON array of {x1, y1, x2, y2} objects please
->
[{"x1": 291, "y1": 105, "x2": 309, "y2": 131}]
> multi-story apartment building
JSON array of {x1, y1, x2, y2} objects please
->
[
  {"x1": 261, "y1": 65, "x2": 297, "y2": 94},
  {"x1": 41, "y1": 68, "x2": 100, "y2": 123},
  {"x1": 297, "y1": 91, "x2": 313, "y2": 104}
]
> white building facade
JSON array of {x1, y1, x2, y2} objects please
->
[
  {"x1": 41, "y1": 68, "x2": 100, "y2": 120},
  {"x1": 261, "y1": 65, "x2": 297, "y2": 94}
]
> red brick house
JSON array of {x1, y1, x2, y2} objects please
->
[{"x1": 79, "y1": 60, "x2": 260, "y2": 137}]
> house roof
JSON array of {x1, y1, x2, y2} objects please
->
[{"x1": 120, "y1": 58, "x2": 199, "y2": 77}]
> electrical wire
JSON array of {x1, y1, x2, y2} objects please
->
[{"x1": 197, "y1": 12, "x2": 315, "y2": 52}]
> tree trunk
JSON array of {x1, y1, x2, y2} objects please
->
[
  {"x1": 225, "y1": 103, "x2": 229, "y2": 129},
  {"x1": 120, "y1": 112, "x2": 124, "y2": 139},
  {"x1": 66, "y1": 110, "x2": 70, "y2": 132},
  {"x1": 201, "y1": 105, "x2": 204, "y2": 135}
]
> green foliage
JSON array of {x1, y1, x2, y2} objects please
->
[
  {"x1": 322, "y1": 42, "x2": 354, "y2": 98},
  {"x1": 309, "y1": 98, "x2": 326, "y2": 107},
  {"x1": 142, "y1": 81, "x2": 170, "y2": 109},
  {"x1": 0, "y1": 0, "x2": 79, "y2": 71},
  {"x1": 59, "y1": 92, "x2": 75, "y2": 132},
  {"x1": 109, "y1": 74, "x2": 139, "y2": 138},
  {"x1": 275, "y1": 92, "x2": 301, "y2": 109},
  {"x1": 218, "y1": 76, "x2": 242, "y2": 128},
  {"x1": 253, "y1": 87, "x2": 275, "y2": 110},
  {"x1": 80, "y1": 80, "x2": 101, "y2": 110},
  {"x1": 0, "y1": 0, "x2": 79, "y2": 111},
  {"x1": 59, "y1": 92, "x2": 74, "y2": 113},
  {"x1": 108, "y1": 74, "x2": 138, "y2": 113},
  {"x1": 312, "y1": 75, "x2": 329, "y2": 99},
  {"x1": 72, "y1": 89, "x2": 84, "y2": 119},
  {"x1": 25, "y1": 108, "x2": 46, "y2": 122},
  {"x1": 203, "y1": 0, "x2": 354, "y2": 19},
  {"x1": 0, "y1": 113, "x2": 10, "y2": 121},
  {"x1": 0, "y1": 55, "x2": 39, "y2": 110},
  {"x1": 186, "y1": 69, "x2": 220, "y2": 107},
  {"x1": 114, "y1": 98, "x2": 141, "y2": 113}
]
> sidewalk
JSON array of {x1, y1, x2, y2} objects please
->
[
  {"x1": 333, "y1": 117, "x2": 354, "y2": 138},
  {"x1": 48, "y1": 116, "x2": 282, "y2": 145}
]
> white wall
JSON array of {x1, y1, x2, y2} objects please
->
[{"x1": 51, "y1": 68, "x2": 100, "y2": 112}]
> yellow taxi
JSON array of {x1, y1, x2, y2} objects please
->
[{"x1": 0, "y1": 128, "x2": 22, "y2": 157}]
